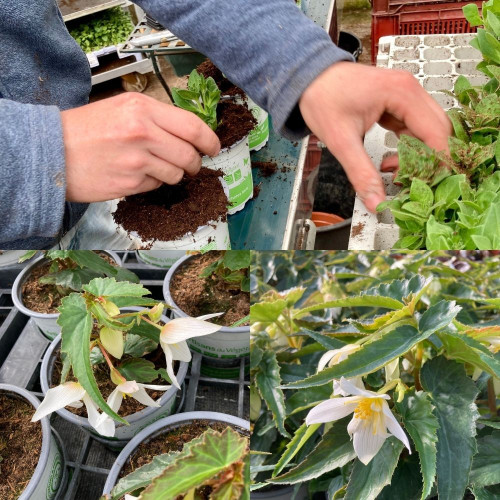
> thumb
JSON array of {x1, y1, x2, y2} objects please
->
[{"x1": 324, "y1": 130, "x2": 386, "y2": 212}]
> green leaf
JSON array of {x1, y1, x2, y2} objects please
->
[
  {"x1": 141, "y1": 428, "x2": 247, "y2": 499},
  {"x1": 117, "y1": 358, "x2": 159, "y2": 383},
  {"x1": 283, "y1": 325, "x2": 431, "y2": 389},
  {"x1": 123, "y1": 333, "x2": 158, "y2": 358},
  {"x1": 251, "y1": 300, "x2": 287, "y2": 322},
  {"x1": 410, "y1": 178, "x2": 434, "y2": 210},
  {"x1": 395, "y1": 389, "x2": 438, "y2": 500},
  {"x1": 270, "y1": 418, "x2": 355, "y2": 484},
  {"x1": 344, "y1": 437, "x2": 404, "y2": 500},
  {"x1": 89, "y1": 302, "x2": 130, "y2": 331},
  {"x1": 298, "y1": 328, "x2": 346, "y2": 350},
  {"x1": 58, "y1": 294, "x2": 126, "y2": 423},
  {"x1": 470, "y1": 431, "x2": 500, "y2": 487},
  {"x1": 420, "y1": 356, "x2": 479, "y2": 500},
  {"x1": 18, "y1": 250, "x2": 38, "y2": 263},
  {"x1": 463, "y1": 3, "x2": 483, "y2": 26},
  {"x1": 39, "y1": 268, "x2": 102, "y2": 291},
  {"x1": 272, "y1": 422, "x2": 320, "y2": 477},
  {"x1": 83, "y1": 277, "x2": 150, "y2": 298},
  {"x1": 255, "y1": 350, "x2": 290, "y2": 438},
  {"x1": 223, "y1": 250, "x2": 251, "y2": 271},
  {"x1": 418, "y1": 300, "x2": 461, "y2": 336}
]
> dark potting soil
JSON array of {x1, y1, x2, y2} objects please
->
[
  {"x1": 196, "y1": 59, "x2": 244, "y2": 97},
  {"x1": 253, "y1": 183, "x2": 262, "y2": 199},
  {"x1": 51, "y1": 345, "x2": 177, "y2": 418},
  {"x1": 119, "y1": 421, "x2": 238, "y2": 500},
  {"x1": 170, "y1": 252, "x2": 250, "y2": 327},
  {"x1": 253, "y1": 161, "x2": 278, "y2": 178},
  {"x1": 216, "y1": 101, "x2": 256, "y2": 150},
  {"x1": 113, "y1": 168, "x2": 228, "y2": 245},
  {"x1": 351, "y1": 222, "x2": 365, "y2": 238},
  {"x1": 0, "y1": 394, "x2": 42, "y2": 500},
  {"x1": 22, "y1": 252, "x2": 117, "y2": 314}
]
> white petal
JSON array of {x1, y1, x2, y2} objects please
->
[
  {"x1": 140, "y1": 383, "x2": 171, "y2": 391},
  {"x1": 382, "y1": 402, "x2": 411, "y2": 453},
  {"x1": 160, "y1": 317, "x2": 221, "y2": 344},
  {"x1": 168, "y1": 340, "x2": 192, "y2": 362},
  {"x1": 196, "y1": 312, "x2": 225, "y2": 321},
  {"x1": 94, "y1": 415, "x2": 116, "y2": 438},
  {"x1": 384, "y1": 359, "x2": 400, "y2": 382},
  {"x1": 334, "y1": 376, "x2": 364, "y2": 397},
  {"x1": 67, "y1": 401, "x2": 84, "y2": 409},
  {"x1": 32, "y1": 382, "x2": 86, "y2": 422},
  {"x1": 305, "y1": 397, "x2": 359, "y2": 425},
  {"x1": 161, "y1": 341, "x2": 181, "y2": 389},
  {"x1": 352, "y1": 420, "x2": 388, "y2": 465},
  {"x1": 132, "y1": 386, "x2": 160, "y2": 407},
  {"x1": 317, "y1": 350, "x2": 338, "y2": 372},
  {"x1": 118, "y1": 380, "x2": 140, "y2": 395},
  {"x1": 107, "y1": 387, "x2": 124, "y2": 413},
  {"x1": 124, "y1": 495, "x2": 139, "y2": 500},
  {"x1": 82, "y1": 394, "x2": 101, "y2": 429},
  {"x1": 339, "y1": 377, "x2": 390, "y2": 399}
]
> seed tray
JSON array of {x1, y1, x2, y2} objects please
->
[
  {"x1": 0, "y1": 252, "x2": 249, "y2": 500},
  {"x1": 348, "y1": 33, "x2": 486, "y2": 250}
]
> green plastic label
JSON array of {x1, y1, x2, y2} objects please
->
[{"x1": 248, "y1": 108, "x2": 269, "y2": 150}]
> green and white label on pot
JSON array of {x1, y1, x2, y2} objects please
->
[
  {"x1": 202, "y1": 137, "x2": 253, "y2": 214},
  {"x1": 137, "y1": 250, "x2": 186, "y2": 268},
  {"x1": 29, "y1": 434, "x2": 63, "y2": 500},
  {"x1": 186, "y1": 329, "x2": 250, "y2": 359},
  {"x1": 247, "y1": 98, "x2": 269, "y2": 152}
]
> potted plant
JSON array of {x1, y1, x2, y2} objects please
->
[
  {"x1": 112, "y1": 167, "x2": 232, "y2": 251},
  {"x1": 101, "y1": 411, "x2": 250, "y2": 499},
  {"x1": 33, "y1": 276, "x2": 223, "y2": 447},
  {"x1": 251, "y1": 251, "x2": 500, "y2": 498},
  {"x1": 11, "y1": 250, "x2": 136, "y2": 340},
  {"x1": 196, "y1": 59, "x2": 270, "y2": 152},
  {"x1": 163, "y1": 251, "x2": 250, "y2": 378},
  {"x1": 172, "y1": 70, "x2": 257, "y2": 214},
  {"x1": 0, "y1": 383, "x2": 65, "y2": 500}
]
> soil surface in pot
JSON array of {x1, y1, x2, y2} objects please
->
[
  {"x1": 216, "y1": 101, "x2": 256, "y2": 150},
  {"x1": 51, "y1": 345, "x2": 178, "y2": 418},
  {"x1": 170, "y1": 252, "x2": 250, "y2": 327},
  {"x1": 0, "y1": 393, "x2": 43, "y2": 500},
  {"x1": 197, "y1": 59, "x2": 244, "y2": 97},
  {"x1": 119, "y1": 421, "x2": 239, "y2": 500},
  {"x1": 22, "y1": 252, "x2": 117, "y2": 314},
  {"x1": 113, "y1": 168, "x2": 228, "y2": 245}
]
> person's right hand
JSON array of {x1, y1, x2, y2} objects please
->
[{"x1": 61, "y1": 93, "x2": 221, "y2": 203}]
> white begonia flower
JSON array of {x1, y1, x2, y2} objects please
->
[
  {"x1": 317, "y1": 344, "x2": 363, "y2": 397},
  {"x1": 124, "y1": 496, "x2": 139, "y2": 500},
  {"x1": 159, "y1": 314, "x2": 222, "y2": 389},
  {"x1": 385, "y1": 358, "x2": 400, "y2": 382},
  {"x1": 96, "y1": 380, "x2": 171, "y2": 437},
  {"x1": 306, "y1": 377, "x2": 411, "y2": 465},
  {"x1": 32, "y1": 382, "x2": 109, "y2": 436}
]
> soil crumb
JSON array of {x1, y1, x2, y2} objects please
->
[
  {"x1": 170, "y1": 252, "x2": 250, "y2": 327},
  {"x1": 253, "y1": 183, "x2": 261, "y2": 199},
  {"x1": 351, "y1": 222, "x2": 365, "y2": 237},
  {"x1": 113, "y1": 168, "x2": 228, "y2": 244},
  {"x1": 196, "y1": 59, "x2": 244, "y2": 97},
  {"x1": 253, "y1": 161, "x2": 278, "y2": 178},
  {"x1": 0, "y1": 393, "x2": 42, "y2": 500},
  {"x1": 216, "y1": 101, "x2": 256, "y2": 149}
]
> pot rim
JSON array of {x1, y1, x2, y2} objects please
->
[
  {"x1": 202, "y1": 133, "x2": 249, "y2": 159},
  {"x1": 102, "y1": 410, "x2": 250, "y2": 495},
  {"x1": 11, "y1": 251, "x2": 122, "y2": 320},
  {"x1": 0, "y1": 383, "x2": 53, "y2": 500},
  {"x1": 40, "y1": 308, "x2": 188, "y2": 431},
  {"x1": 315, "y1": 217, "x2": 352, "y2": 233},
  {"x1": 163, "y1": 254, "x2": 249, "y2": 334}
]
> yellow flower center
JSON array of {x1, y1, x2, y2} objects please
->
[{"x1": 354, "y1": 398, "x2": 383, "y2": 420}]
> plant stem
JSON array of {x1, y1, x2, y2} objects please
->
[
  {"x1": 413, "y1": 344, "x2": 424, "y2": 391},
  {"x1": 141, "y1": 316, "x2": 163, "y2": 330},
  {"x1": 487, "y1": 378, "x2": 498, "y2": 416},
  {"x1": 98, "y1": 343, "x2": 115, "y2": 370}
]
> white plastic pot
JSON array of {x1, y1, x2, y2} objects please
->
[
  {"x1": 202, "y1": 136, "x2": 253, "y2": 214},
  {"x1": 102, "y1": 411, "x2": 250, "y2": 497},
  {"x1": 247, "y1": 97, "x2": 270, "y2": 152},
  {"x1": 0, "y1": 251, "x2": 27, "y2": 268},
  {"x1": 40, "y1": 308, "x2": 188, "y2": 447},
  {"x1": 117, "y1": 218, "x2": 231, "y2": 251},
  {"x1": 163, "y1": 255, "x2": 250, "y2": 361},
  {"x1": 136, "y1": 250, "x2": 187, "y2": 268},
  {"x1": 0, "y1": 384, "x2": 65, "y2": 500},
  {"x1": 11, "y1": 251, "x2": 122, "y2": 340}
]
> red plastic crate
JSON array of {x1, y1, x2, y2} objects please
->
[{"x1": 371, "y1": 0, "x2": 482, "y2": 64}]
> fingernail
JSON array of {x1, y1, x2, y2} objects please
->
[{"x1": 363, "y1": 193, "x2": 384, "y2": 212}]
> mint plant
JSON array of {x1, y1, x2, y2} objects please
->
[
  {"x1": 104, "y1": 427, "x2": 249, "y2": 500},
  {"x1": 172, "y1": 70, "x2": 221, "y2": 131},
  {"x1": 31, "y1": 277, "x2": 222, "y2": 437},
  {"x1": 251, "y1": 251, "x2": 500, "y2": 498},
  {"x1": 377, "y1": 0, "x2": 500, "y2": 249}
]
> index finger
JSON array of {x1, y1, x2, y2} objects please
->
[{"x1": 150, "y1": 101, "x2": 221, "y2": 157}]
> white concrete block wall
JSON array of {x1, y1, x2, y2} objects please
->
[{"x1": 348, "y1": 34, "x2": 485, "y2": 250}]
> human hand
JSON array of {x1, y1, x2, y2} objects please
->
[
  {"x1": 61, "y1": 93, "x2": 220, "y2": 203},
  {"x1": 299, "y1": 62, "x2": 452, "y2": 212}
]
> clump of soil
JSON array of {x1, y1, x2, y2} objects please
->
[
  {"x1": 170, "y1": 252, "x2": 250, "y2": 327},
  {"x1": 196, "y1": 59, "x2": 244, "y2": 97},
  {"x1": 51, "y1": 345, "x2": 177, "y2": 418},
  {"x1": 351, "y1": 222, "x2": 365, "y2": 237},
  {"x1": 22, "y1": 252, "x2": 117, "y2": 314},
  {"x1": 113, "y1": 168, "x2": 228, "y2": 244},
  {"x1": 0, "y1": 393, "x2": 42, "y2": 500},
  {"x1": 216, "y1": 101, "x2": 256, "y2": 150},
  {"x1": 253, "y1": 161, "x2": 278, "y2": 178},
  {"x1": 253, "y1": 183, "x2": 262, "y2": 199}
]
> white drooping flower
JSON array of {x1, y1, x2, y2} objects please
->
[
  {"x1": 317, "y1": 343, "x2": 363, "y2": 396},
  {"x1": 306, "y1": 377, "x2": 411, "y2": 465},
  {"x1": 159, "y1": 314, "x2": 222, "y2": 389},
  {"x1": 32, "y1": 382, "x2": 109, "y2": 436}
]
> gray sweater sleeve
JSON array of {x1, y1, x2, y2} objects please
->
[
  {"x1": 135, "y1": 0, "x2": 354, "y2": 139},
  {"x1": 0, "y1": 99, "x2": 66, "y2": 243}
]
